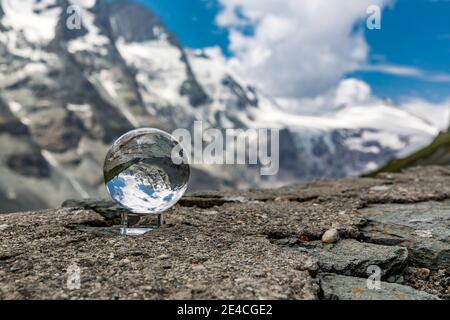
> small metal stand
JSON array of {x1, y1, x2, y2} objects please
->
[
  {"x1": 157, "y1": 213, "x2": 165, "y2": 227},
  {"x1": 119, "y1": 212, "x2": 164, "y2": 236}
]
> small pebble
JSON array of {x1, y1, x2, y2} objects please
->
[
  {"x1": 141, "y1": 285, "x2": 153, "y2": 291},
  {"x1": 370, "y1": 185, "x2": 391, "y2": 192},
  {"x1": 191, "y1": 264, "x2": 205, "y2": 271},
  {"x1": 9, "y1": 266, "x2": 20, "y2": 272},
  {"x1": 0, "y1": 224, "x2": 8, "y2": 231},
  {"x1": 418, "y1": 268, "x2": 430, "y2": 279},
  {"x1": 321, "y1": 228, "x2": 340, "y2": 243}
]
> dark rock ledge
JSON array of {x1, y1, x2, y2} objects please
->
[{"x1": 1, "y1": 166, "x2": 449, "y2": 299}]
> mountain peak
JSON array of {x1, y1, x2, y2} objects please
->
[{"x1": 109, "y1": 0, "x2": 171, "y2": 43}]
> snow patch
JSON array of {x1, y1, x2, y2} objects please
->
[
  {"x1": 1, "y1": 0, "x2": 61, "y2": 44},
  {"x1": 67, "y1": 103, "x2": 92, "y2": 115},
  {"x1": 97, "y1": 69, "x2": 140, "y2": 127},
  {"x1": 9, "y1": 101, "x2": 22, "y2": 113},
  {"x1": 67, "y1": 2, "x2": 109, "y2": 55},
  {"x1": 0, "y1": 62, "x2": 47, "y2": 87},
  {"x1": 116, "y1": 38, "x2": 188, "y2": 107},
  {"x1": 7, "y1": 101, "x2": 31, "y2": 125},
  {"x1": 346, "y1": 131, "x2": 406, "y2": 153},
  {"x1": 69, "y1": 0, "x2": 96, "y2": 9}
]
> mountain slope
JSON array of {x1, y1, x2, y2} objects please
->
[
  {"x1": 0, "y1": 0, "x2": 442, "y2": 212},
  {"x1": 367, "y1": 131, "x2": 450, "y2": 176}
]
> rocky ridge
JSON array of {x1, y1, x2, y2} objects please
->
[{"x1": 0, "y1": 166, "x2": 449, "y2": 299}]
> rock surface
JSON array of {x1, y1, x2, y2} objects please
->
[
  {"x1": 319, "y1": 274, "x2": 438, "y2": 300},
  {"x1": 302, "y1": 239, "x2": 408, "y2": 278},
  {"x1": 361, "y1": 201, "x2": 450, "y2": 269},
  {"x1": 1, "y1": 166, "x2": 450, "y2": 299}
]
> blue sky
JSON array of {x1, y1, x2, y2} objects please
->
[
  {"x1": 137, "y1": 0, "x2": 450, "y2": 104},
  {"x1": 355, "y1": 0, "x2": 450, "y2": 103},
  {"x1": 136, "y1": 0, "x2": 229, "y2": 51}
]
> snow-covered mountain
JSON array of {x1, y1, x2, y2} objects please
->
[{"x1": 0, "y1": 0, "x2": 443, "y2": 212}]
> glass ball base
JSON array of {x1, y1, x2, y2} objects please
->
[
  {"x1": 120, "y1": 227, "x2": 153, "y2": 236},
  {"x1": 117, "y1": 212, "x2": 165, "y2": 236}
]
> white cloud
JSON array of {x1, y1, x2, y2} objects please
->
[
  {"x1": 216, "y1": 0, "x2": 390, "y2": 100},
  {"x1": 360, "y1": 64, "x2": 450, "y2": 83},
  {"x1": 276, "y1": 78, "x2": 377, "y2": 115},
  {"x1": 360, "y1": 64, "x2": 423, "y2": 77},
  {"x1": 215, "y1": 0, "x2": 450, "y2": 131},
  {"x1": 334, "y1": 78, "x2": 372, "y2": 106},
  {"x1": 397, "y1": 98, "x2": 450, "y2": 131}
]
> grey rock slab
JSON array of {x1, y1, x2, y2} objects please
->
[
  {"x1": 319, "y1": 273, "x2": 439, "y2": 300},
  {"x1": 61, "y1": 199, "x2": 126, "y2": 221},
  {"x1": 0, "y1": 208, "x2": 319, "y2": 299},
  {"x1": 303, "y1": 239, "x2": 408, "y2": 277},
  {"x1": 360, "y1": 201, "x2": 450, "y2": 269}
]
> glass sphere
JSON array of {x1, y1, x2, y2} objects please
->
[{"x1": 103, "y1": 128, "x2": 190, "y2": 214}]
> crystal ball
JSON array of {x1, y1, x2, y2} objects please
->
[{"x1": 103, "y1": 128, "x2": 190, "y2": 214}]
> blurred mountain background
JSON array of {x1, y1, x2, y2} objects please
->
[{"x1": 0, "y1": 0, "x2": 449, "y2": 213}]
